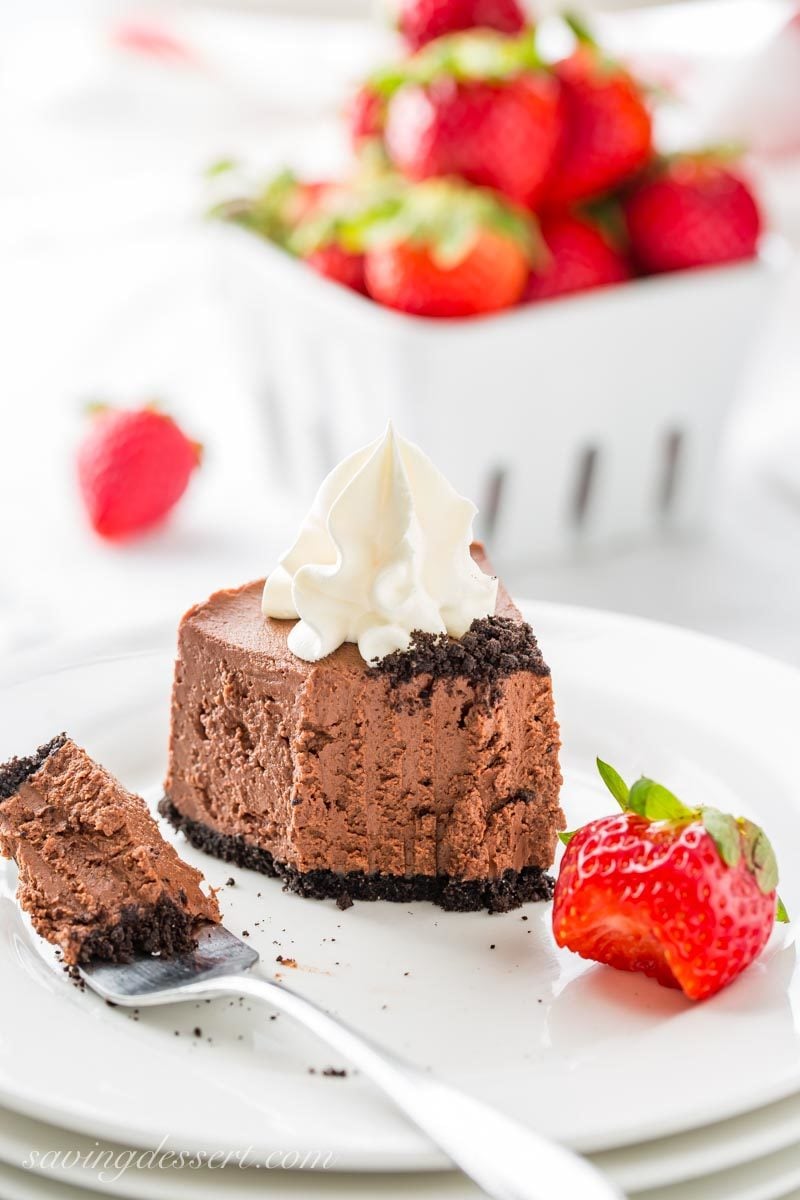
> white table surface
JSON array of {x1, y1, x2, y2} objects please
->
[{"x1": 1, "y1": 2, "x2": 799, "y2": 671}]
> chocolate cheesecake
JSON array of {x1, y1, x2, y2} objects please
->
[
  {"x1": 162, "y1": 548, "x2": 564, "y2": 912},
  {"x1": 0, "y1": 735, "x2": 219, "y2": 965}
]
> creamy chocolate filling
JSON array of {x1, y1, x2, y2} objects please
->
[
  {"x1": 0, "y1": 737, "x2": 219, "y2": 964},
  {"x1": 164, "y1": 546, "x2": 564, "y2": 906}
]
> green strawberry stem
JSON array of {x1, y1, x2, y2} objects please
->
[
  {"x1": 369, "y1": 29, "x2": 544, "y2": 98},
  {"x1": 561, "y1": 757, "x2": 789, "y2": 923},
  {"x1": 563, "y1": 11, "x2": 598, "y2": 49}
]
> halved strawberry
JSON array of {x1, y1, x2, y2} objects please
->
[{"x1": 553, "y1": 759, "x2": 787, "y2": 1001}]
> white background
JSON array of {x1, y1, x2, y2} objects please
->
[{"x1": 1, "y1": 0, "x2": 799, "y2": 665}]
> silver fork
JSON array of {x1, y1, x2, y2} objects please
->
[{"x1": 82, "y1": 922, "x2": 621, "y2": 1200}]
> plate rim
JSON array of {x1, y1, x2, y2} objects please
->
[{"x1": 1, "y1": 601, "x2": 799, "y2": 1167}]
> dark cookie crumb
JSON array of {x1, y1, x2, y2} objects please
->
[
  {"x1": 370, "y1": 616, "x2": 549, "y2": 707},
  {"x1": 226, "y1": 877, "x2": 236, "y2": 887},
  {"x1": 322, "y1": 1067, "x2": 348, "y2": 1078},
  {"x1": 193, "y1": 1027, "x2": 202, "y2": 1038},
  {"x1": 0, "y1": 733, "x2": 67, "y2": 801},
  {"x1": 76, "y1": 896, "x2": 200, "y2": 965},
  {"x1": 159, "y1": 799, "x2": 554, "y2": 914}
]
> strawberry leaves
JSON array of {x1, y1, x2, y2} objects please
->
[
  {"x1": 702, "y1": 808, "x2": 741, "y2": 867},
  {"x1": 740, "y1": 819, "x2": 780, "y2": 896},
  {"x1": 597, "y1": 758, "x2": 692, "y2": 821},
  {"x1": 627, "y1": 777, "x2": 692, "y2": 822},
  {"x1": 596, "y1": 758, "x2": 628, "y2": 808},
  {"x1": 586, "y1": 759, "x2": 787, "y2": 919},
  {"x1": 370, "y1": 29, "x2": 542, "y2": 98}
]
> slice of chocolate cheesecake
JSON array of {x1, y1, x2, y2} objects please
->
[
  {"x1": 0, "y1": 735, "x2": 219, "y2": 965},
  {"x1": 162, "y1": 548, "x2": 564, "y2": 912}
]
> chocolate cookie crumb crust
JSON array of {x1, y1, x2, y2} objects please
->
[
  {"x1": 371, "y1": 616, "x2": 549, "y2": 703},
  {"x1": 75, "y1": 895, "x2": 200, "y2": 965},
  {"x1": 0, "y1": 733, "x2": 67, "y2": 801},
  {"x1": 159, "y1": 798, "x2": 554, "y2": 914}
]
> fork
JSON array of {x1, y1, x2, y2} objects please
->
[{"x1": 81, "y1": 922, "x2": 621, "y2": 1200}]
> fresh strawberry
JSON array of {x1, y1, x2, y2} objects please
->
[
  {"x1": 553, "y1": 759, "x2": 788, "y2": 1001},
  {"x1": 349, "y1": 83, "x2": 386, "y2": 150},
  {"x1": 289, "y1": 174, "x2": 405, "y2": 292},
  {"x1": 380, "y1": 32, "x2": 561, "y2": 208},
  {"x1": 543, "y1": 22, "x2": 653, "y2": 207},
  {"x1": 363, "y1": 180, "x2": 535, "y2": 316},
  {"x1": 398, "y1": 0, "x2": 527, "y2": 52},
  {"x1": 522, "y1": 212, "x2": 630, "y2": 301},
  {"x1": 212, "y1": 171, "x2": 333, "y2": 249},
  {"x1": 77, "y1": 406, "x2": 201, "y2": 540},
  {"x1": 304, "y1": 243, "x2": 367, "y2": 292},
  {"x1": 366, "y1": 231, "x2": 525, "y2": 316},
  {"x1": 623, "y1": 156, "x2": 762, "y2": 274}
]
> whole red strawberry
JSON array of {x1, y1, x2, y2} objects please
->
[
  {"x1": 522, "y1": 213, "x2": 630, "y2": 302},
  {"x1": 349, "y1": 83, "x2": 386, "y2": 150},
  {"x1": 363, "y1": 180, "x2": 534, "y2": 317},
  {"x1": 77, "y1": 406, "x2": 200, "y2": 540},
  {"x1": 214, "y1": 172, "x2": 333, "y2": 249},
  {"x1": 553, "y1": 760, "x2": 787, "y2": 1001},
  {"x1": 305, "y1": 243, "x2": 367, "y2": 292},
  {"x1": 398, "y1": 0, "x2": 527, "y2": 52},
  {"x1": 543, "y1": 29, "x2": 653, "y2": 207},
  {"x1": 381, "y1": 32, "x2": 561, "y2": 208},
  {"x1": 623, "y1": 156, "x2": 762, "y2": 274}
]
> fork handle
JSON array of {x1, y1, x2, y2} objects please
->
[{"x1": 177, "y1": 972, "x2": 620, "y2": 1200}]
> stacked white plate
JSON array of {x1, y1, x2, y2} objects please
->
[{"x1": 1, "y1": 602, "x2": 800, "y2": 1200}]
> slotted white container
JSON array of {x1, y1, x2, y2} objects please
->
[{"x1": 216, "y1": 224, "x2": 788, "y2": 562}]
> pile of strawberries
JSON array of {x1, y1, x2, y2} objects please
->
[{"x1": 220, "y1": 0, "x2": 764, "y2": 318}]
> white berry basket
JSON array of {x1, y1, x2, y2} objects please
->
[{"x1": 215, "y1": 224, "x2": 789, "y2": 563}]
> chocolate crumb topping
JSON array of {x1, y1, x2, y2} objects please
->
[
  {"x1": 371, "y1": 617, "x2": 549, "y2": 702},
  {"x1": 0, "y1": 733, "x2": 67, "y2": 801}
]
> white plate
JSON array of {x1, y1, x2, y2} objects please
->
[
  {"x1": 3, "y1": 1101, "x2": 800, "y2": 1200},
  {"x1": 5, "y1": 1081, "x2": 800, "y2": 1198},
  {"x1": 0, "y1": 604, "x2": 799, "y2": 1170}
]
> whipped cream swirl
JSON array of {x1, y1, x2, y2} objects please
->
[{"x1": 262, "y1": 425, "x2": 497, "y2": 663}]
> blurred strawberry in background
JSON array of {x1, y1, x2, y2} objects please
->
[
  {"x1": 522, "y1": 212, "x2": 630, "y2": 302},
  {"x1": 397, "y1": 0, "x2": 527, "y2": 52},
  {"x1": 213, "y1": 10, "x2": 766, "y2": 321},
  {"x1": 305, "y1": 242, "x2": 368, "y2": 292},
  {"x1": 349, "y1": 83, "x2": 387, "y2": 152},
  {"x1": 624, "y1": 156, "x2": 763, "y2": 274},
  {"x1": 77, "y1": 406, "x2": 201, "y2": 540},
  {"x1": 381, "y1": 32, "x2": 561, "y2": 208},
  {"x1": 362, "y1": 179, "x2": 534, "y2": 315},
  {"x1": 542, "y1": 18, "x2": 653, "y2": 207}
]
